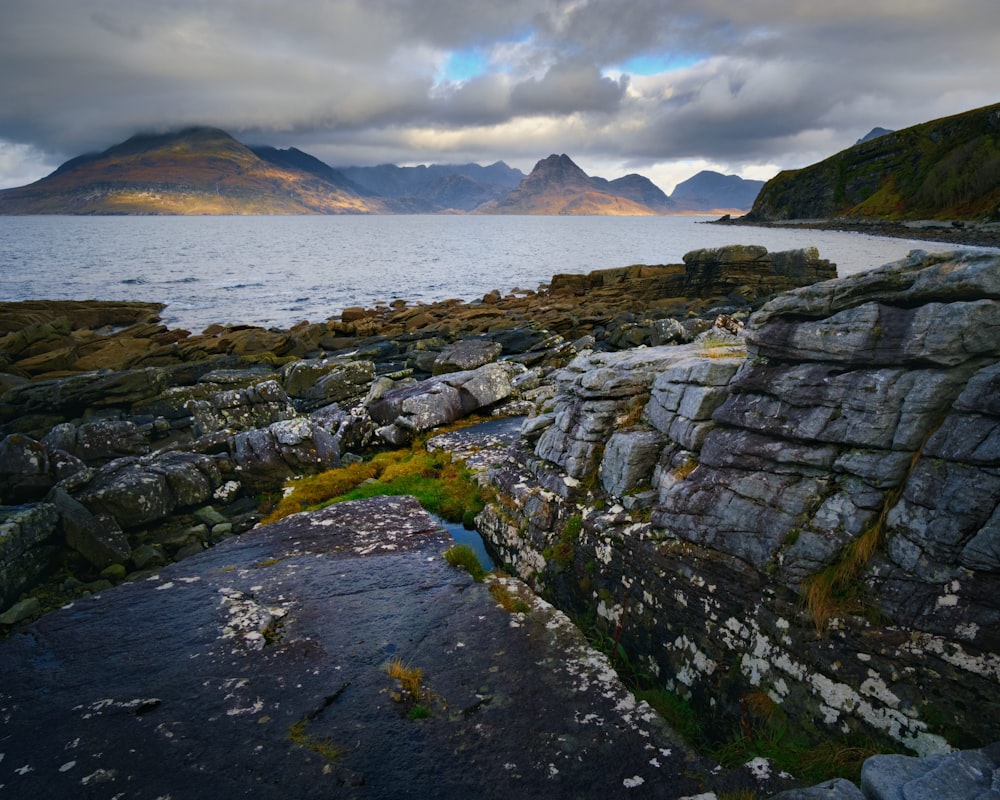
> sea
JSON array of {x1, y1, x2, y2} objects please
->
[{"x1": 0, "y1": 215, "x2": 992, "y2": 332}]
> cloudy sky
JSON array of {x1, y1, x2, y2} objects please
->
[{"x1": 1, "y1": 0, "x2": 998, "y2": 192}]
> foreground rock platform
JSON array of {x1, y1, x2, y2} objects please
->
[{"x1": 0, "y1": 495, "x2": 750, "y2": 800}]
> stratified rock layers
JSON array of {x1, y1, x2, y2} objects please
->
[{"x1": 480, "y1": 249, "x2": 1000, "y2": 754}]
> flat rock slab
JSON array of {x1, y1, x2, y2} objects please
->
[{"x1": 0, "y1": 495, "x2": 714, "y2": 799}]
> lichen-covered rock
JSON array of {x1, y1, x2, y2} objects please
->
[
  {"x1": 42, "y1": 419, "x2": 150, "y2": 465},
  {"x1": 187, "y1": 379, "x2": 296, "y2": 436},
  {"x1": 369, "y1": 361, "x2": 525, "y2": 444},
  {"x1": 230, "y1": 417, "x2": 339, "y2": 493},
  {"x1": 432, "y1": 339, "x2": 502, "y2": 375},
  {"x1": 74, "y1": 451, "x2": 222, "y2": 530},
  {"x1": 0, "y1": 502, "x2": 59, "y2": 609},
  {"x1": 280, "y1": 358, "x2": 375, "y2": 408},
  {"x1": 482, "y1": 249, "x2": 1000, "y2": 755}
]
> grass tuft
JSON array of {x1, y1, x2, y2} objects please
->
[{"x1": 443, "y1": 544, "x2": 487, "y2": 582}]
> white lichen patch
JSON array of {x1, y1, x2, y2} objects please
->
[
  {"x1": 623, "y1": 775, "x2": 645, "y2": 788},
  {"x1": 218, "y1": 588, "x2": 289, "y2": 651},
  {"x1": 897, "y1": 632, "x2": 1000, "y2": 681}
]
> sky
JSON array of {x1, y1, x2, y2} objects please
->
[{"x1": 1, "y1": 1, "x2": 998, "y2": 193}]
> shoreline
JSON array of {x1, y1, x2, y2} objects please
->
[{"x1": 707, "y1": 216, "x2": 1000, "y2": 249}]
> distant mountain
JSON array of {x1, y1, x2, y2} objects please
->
[
  {"x1": 856, "y1": 127, "x2": 893, "y2": 145},
  {"x1": 480, "y1": 154, "x2": 665, "y2": 215},
  {"x1": 0, "y1": 127, "x2": 390, "y2": 215},
  {"x1": 606, "y1": 174, "x2": 676, "y2": 213},
  {"x1": 0, "y1": 127, "x2": 764, "y2": 216},
  {"x1": 747, "y1": 102, "x2": 1000, "y2": 222},
  {"x1": 669, "y1": 170, "x2": 765, "y2": 213},
  {"x1": 338, "y1": 162, "x2": 524, "y2": 211}
]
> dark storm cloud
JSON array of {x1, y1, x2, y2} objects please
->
[
  {"x1": 0, "y1": 0, "x2": 998, "y2": 187},
  {"x1": 510, "y1": 63, "x2": 628, "y2": 116}
]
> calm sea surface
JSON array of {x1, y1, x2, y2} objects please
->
[{"x1": 0, "y1": 215, "x2": 990, "y2": 331}]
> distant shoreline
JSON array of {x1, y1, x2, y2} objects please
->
[{"x1": 706, "y1": 217, "x2": 1000, "y2": 249}]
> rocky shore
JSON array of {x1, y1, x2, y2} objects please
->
[
  {"x1": 2, "y1": 244, "x2": 999, "y2": 798},
  {"x1": 711, "y1": 215, "x2": 1000, "y2": 249}
]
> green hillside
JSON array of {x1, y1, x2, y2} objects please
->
[{"x1": 746, "y1": 102, "x2": 1000, "y2": 222}]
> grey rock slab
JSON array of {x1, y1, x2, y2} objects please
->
[
  {"x1": 767, "y1": 778, "x2": 865, "y2": 799},
  {"x1": 0, "y1": 494, "x2": 710, "y2": 800}
]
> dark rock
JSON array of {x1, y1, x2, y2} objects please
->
[
  {"x1": 432, "y1": 340, "x2": 503, "y2": 374},
  {"x1": 0, "y1": 502, "x2": 59, "y2": 609},
  {"x1": 49, "y1": 487, "x2": 130, "y2": 569},
  {"x1": 0, "y1": 496, "x2": 724, "y2": 799},
  {"x1": 230, "y1": 417, "x2": 339, "y2": 493},
  {"x1": 0, "y1": 434, "x2": 52, "y2": 503}
]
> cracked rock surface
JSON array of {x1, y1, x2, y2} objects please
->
[{"x1": 0, "y1": 494, "x2": 736, "y2": 799}]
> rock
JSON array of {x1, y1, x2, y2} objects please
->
[
  {"x1": 0, "y1": 433, "x2": 52, "y2": 503},
  {"x1": 651, "y1": 317, "x2": 688, "y2": 345},
  {"x1": 600, "y1": 428, "x2": 665, "y2": 498},
  {"x1": 281, "y1": 359, "x2": 375, "y2": 408},
  {"x1": 0, "y1": 503, "x2": 59, "y2": 608},
  {"x1": 481, "y1": 249, "x2": 1000, "y2": 755},
  {"x1": 0, "y1": 596, "x2": 42, "y2": 626},
  {"x1": 432, "y1": 340, "x2": 503, "y2": 375},
  {"x1": 230, "y1": 417, "x2": 339, "y2": 493},
  {"x1": 535, "y1": 345, "x2": 705, "y2": 480},
  {"x1": 74, "y1": 451, "x2": 222, "y2": 531},
  {"x1": 187, "y1": 379, "x2": 296, "y2": 436},
  {"x1": 683, "y1": 245, "x2": 836, "y2": 302},
  {"x1": 48, "y1": 419, "x2": 150, "y2": 464},
  {"x1": 861, "y1": 743, "x2": 1000, "y2": 800},
  {"x1": 767, "y1": 778, "x2": 865, "y2": 799},
  {"x1": 49, "y1": 487, "x2": 131, "y2": 569},
  {"x1": 0, "y1": 495, "x2": 724, "y2": 800},
  {"x1": 369, "y1": 361, "x2": 525, "y2": 444},
  {"x1": 16, "y1": 367, "x2": 171, "y2": 412}
]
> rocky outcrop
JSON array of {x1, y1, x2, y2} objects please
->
[
  {"x1": 773, "y1": 742, "x2": 1000, "y2": 799},
  {"x1": 479, "y1": 249, "x2": 1000, "y2": 754},
  {"x1": 0, "y1": 495, "x2": 760, "y2": 799}
]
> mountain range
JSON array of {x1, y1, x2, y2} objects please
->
[
  {"x1": 747, "y1": 101, "x2": 1000, "y2": 222},
  {"x1": 0, "y1": 127, "x2": 762, "y2": 216}
]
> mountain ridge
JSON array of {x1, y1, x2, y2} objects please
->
[{"x1": 0, "y1": 128, "x2": 763, "y2": 216}]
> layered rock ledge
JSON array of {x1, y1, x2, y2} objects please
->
[{"x1": 478, "y1": 248, "x2": 1000, "y2": 758}]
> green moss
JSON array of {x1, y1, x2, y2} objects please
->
[
  {"x1": 288, "y1": 719, "x2": 345, "y2": 762},
  {"x1": 262, "y1": 446, "x2": 485, "y2": 526}
]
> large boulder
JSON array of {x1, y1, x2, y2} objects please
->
[
  {"x1": 230, "y1": 417, "x2": 340, "y2": 493},
  {"x1": 369, "y1": 361, "x2": 526, "y2": 445},
  {"x1": 74, "y1": 451, "x2": 223, "y2": 530}
]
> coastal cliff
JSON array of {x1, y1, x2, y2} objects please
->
[{"x1": 478, "y1": 249, "x2": 1000, "y2": 759}]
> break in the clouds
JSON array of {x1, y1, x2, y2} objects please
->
[{"x1": 0, "y1": 0, "x2": 998, "y2": 190}]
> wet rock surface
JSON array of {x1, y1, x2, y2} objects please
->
[{"x1": 0, "y1": 496, "x2": 736, "y2": 799}]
